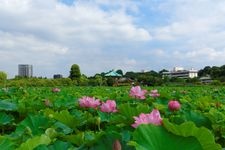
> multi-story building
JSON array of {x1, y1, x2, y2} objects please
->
[
  {"x1": 163, "y1": 67, "x2": 198, "y2": 79},
  {"x1": 18, "y1": 64, "x2": 33, "y2": 77}
]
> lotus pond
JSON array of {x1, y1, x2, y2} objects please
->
[{"x1": 0, "y1": 86, "x2": 224, "y2": 150}]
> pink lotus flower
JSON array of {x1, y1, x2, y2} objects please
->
[
  {"x1": 52, "y1": 88, "x2": 60, "y2": 93},
  {"x1": 129, "y1": 86, "x2": 147, "y2": 99},
  {"x1": 132, "y1": 109, "x2": 162, "y2": 128},
  {"x1": 100, "y1": 100, "x2": 117, "y2": 113},
  {"x1": 168, "y1": 100, "x2": 181, "y2": 111},
  {"x1": 79, "y1": 96, "x2": 101, "y2": 109},
  {"x1": 149, "y1": 89, "x2": 160, "y2": 98}
]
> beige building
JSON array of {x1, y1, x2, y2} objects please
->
[{"x1": 163, "y1": 67, "x2": 198, "y2": 79}]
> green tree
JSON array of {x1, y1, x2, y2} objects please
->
[
  {"x1": 124, "y1": 71, "x2": 137, "y2": 79},
  {"x1": 69, "y1": 64, "x2": 81, "y2": 80},
  {"x1": 0, "y1": 71, "x2": 7, "y2": 86},
  {"x1": 106, "y1": 77, "x2": 114, "y2": 86},
  {"x1": 79, "y1": 74, "x2": 89, "y2": 86},
  {"x1": 0, "y1": 71, "x2": 7, "y2": 80},
  {"x1": 210, "y1": 66, "x2": 220, "y2": 79},
  {"x1": 198, "y1": 66, "x2": 211, "y2": 77},
  {"x1": 116, "y1": 69, "x2": 123, "y2": 76},
  {"x1": 94, "y1": 74, "x2": 103, "y2": 86}
]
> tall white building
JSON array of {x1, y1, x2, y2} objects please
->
[
  {"x1": 18, "y1": 64, "x2": 33, "y2": 77},
  {"x1": 163, "y1": 67, "x2": 198, "y2": 79}
]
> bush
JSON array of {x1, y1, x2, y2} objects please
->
[
  {"x1": 106, "y1": 77, "x2": 114, "y2": 86},
  {"x1": 211, "y1": 80, "x2": 221, "y2": 86},
  {"x1": 0, "y1": 71, "x2": 7, "y2": 86}
]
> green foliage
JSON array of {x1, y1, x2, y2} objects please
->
[
  {"x1": 163, "y1": 119, "x2": 221, "y2": 150},
  {"x1": 0, "y1": 112, "x2": 14, "y2": 126},
  {"x1": 198, "y1": 64, "x2": 225, "y2": 82},
  {"x1": 211, "y1": 80, "x2": 221, "y2": 86},
  {"x1": 79, "y1": 75, "x2": 89, "y2": 86},
  {"x1": 89, "y1": 74, "x2": 104, "y2": 86},
  {"x1": 0, "y1": 137, "x2": 15, "y2": 150},
  {"x1": 116, "y1": 69, "x2": 123, "y2": 76},
  {"x1": 69, "y1": 64, "x2": 81, "y2": 80},
  {"x1": 15, "y1": 114, "x2": 50, "y2": 136},
  {"x1": 129, "y1": 120, "x2": 221, "y2": 150},
  {"x1": 206, "y1": 108, "x2": 225, "y2": 146},
  {"x1": 0, "y1": 100, "x2": 18, "y2": 111},
  {"x1": 6, "y1": 78, "x2": 74, "y2": 87},
  {"x1": 183, "y1": 111, "x2": 211, "y2": 128},
  {"x1": 17, "y1": 134, "x2": 51, "y2": 150},
  {"x1": 129, "y1": 124, "x2": 202, "y2": 150},
  {"x1": 118, "y1": 103, "x2": 150, "y2": 124},
  {"x1": 0, "y1": 86, "x2": 223, "y2": 148},
  {"x1": 35, "y1": 140, "x2": 75, "y2": 150},
  {"x1": 0, "y1": 71, "x2": 7, "y2": 82},
  {"x1": 125, "y1": 71, "x2": 163, "y2": 86},
  {"x1": 44, "y1": 109, "x2": 79, "y2": 129},
  {"x1": 106, "y1": 77, "x2": 114, "y2": 86}
]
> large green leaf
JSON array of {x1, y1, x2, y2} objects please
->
[
  {"x1": 15, "y1": 114, "x2": 50, "y2": 136},
  {"x1": 17, "y1": 134, "x2": 51, "y2": 150},
  {"x1": 83, "y1": 131, "x2": 105, "y2": 146},
  {"x1": 129, "y1": 124, "x2": 202, "y2": 150},
  {"x1": 53, "y1": 121, "x2": 73, "y2": 135},
  {"x1": 53, "y1": 97, "x2": 75, "y2": 109},
  {"x1": 206, "y1": 108, "x2": 225, "y2": 125},
  {"x1": 183, "y1": 111, "x2": 212, "y2": 128},
  {"x1": 0, "y1": 137, "x2": 15, "y2": 150},
  {"x1": 0, "y1": 100, "x2": 17, "y2": 111},
  {"x1": 118, "y1": 103, "x2": 150, "y2": 124},
  {"x1": 129, "y1": 120, "x2": 222, "y2": 150},
  {"x1": 63, "y1": 131, "x2": 105, "y2": 147},
  {"x1": 0, "y1": 112, "x2": 14, "y2": 126},
  {"x1": 44, "y1": 109, "x2": 78, "y2": 129},
  {"x1": 163, "y1": 119, "x2": 222, "y2": 150},
  {"x1": 62, "y1": 132, "x2": 84, "y2": 146}
]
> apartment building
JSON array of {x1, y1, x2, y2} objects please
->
[{"x1": 18, "y1": 64, "x2": 33, "y2": 77}]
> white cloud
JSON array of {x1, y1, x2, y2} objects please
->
[
  {"x1": 0, "y1": 0, "x2": 152, "y2": 78},
  {"x1": 148, "y1": 0, "x2": 225, "y2": 70},
  {"x1": 0, "y1": 31, "x2": 68, "y2": 54},
  {"x1": 0, "y1": 0, "x2": 151, "y2": 43},
  {"x1": 1, "y1": 0, "x2": 225, "y2": 78},
  {"x1": 153, "y1": 0, "x2": 225, "y2": 43}
]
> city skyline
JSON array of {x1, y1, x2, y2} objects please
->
[{"x1": 1, "y1": 0, "x2": 225, "y2": 78}]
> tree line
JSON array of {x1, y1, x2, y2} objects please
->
[
  {"x1": 1, "y1": 64, "x2": 225, "y2": 87},
  {"x1": 198, "y1": 65, "x2": 225, "y2": 82}
]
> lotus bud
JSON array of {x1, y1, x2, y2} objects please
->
[
  {"x1": 113, "y1": 139, "x2": 121, "y2": 150},
  {"x1": 168, "y1": 100, "x2": 181, "y2": 111}
]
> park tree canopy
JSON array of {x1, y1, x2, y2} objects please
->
[{"x1": 69, "y1": 64, "x2": 81, "y2": 80}]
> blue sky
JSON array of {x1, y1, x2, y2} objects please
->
[{"x1": 0, "y1": 0, "x2": 225, "y2": 78}]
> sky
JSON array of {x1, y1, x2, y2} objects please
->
[{"x1": 1, "y1": 0, "x2": 225, "y2": 78}]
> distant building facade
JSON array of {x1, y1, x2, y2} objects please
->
[
  {"x1": 53, "y1": 74, "x2": 63, "y2": 79},
  {"x1": 18, "y1": 64, "x2": 33, "y2": 77},
  {"x1": 199, "y1": 76, "x2": 212, "y2": 83},
  {"x1": 163, "y1": 67, "x2": 198, "y2": 79}
]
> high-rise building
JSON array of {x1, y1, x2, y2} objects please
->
[{"x1": 18, "y1": 64, "x2": 33, "y2": 77}]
